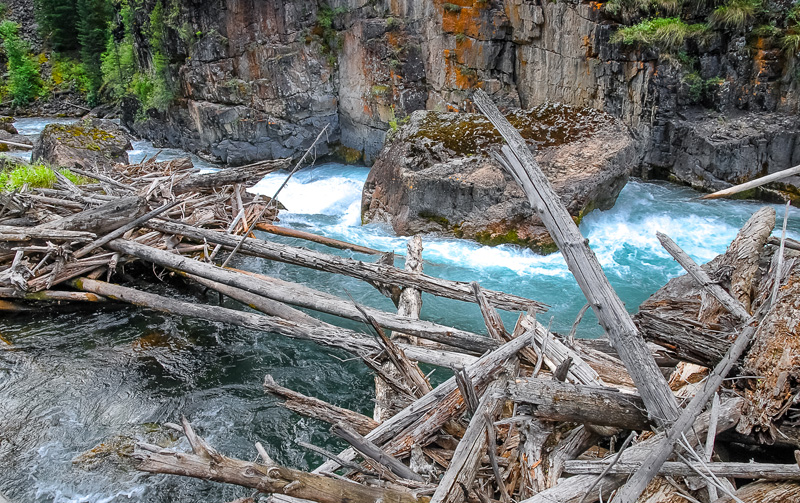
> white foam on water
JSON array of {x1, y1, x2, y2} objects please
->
[{"x1": 248, "y1": 166, "x2": 368, "y2": 216}]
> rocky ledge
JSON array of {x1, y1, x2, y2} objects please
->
[
  {"x1": 32, "y1": 119, "x2": 132, "y2": 170},
  {"x1": 361, "y1": 105, "x2": 635, "y2": 254},
  {"x1": 642, "y1": 110, "x2": 800, "y2": 203}
]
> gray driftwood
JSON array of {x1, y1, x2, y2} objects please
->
[
  {"x1": 146, "y1": 218, "x2": 546, "y2": 313},
  {"x1": 474, "y1": 89, "x2": 679, "y2": 428}
]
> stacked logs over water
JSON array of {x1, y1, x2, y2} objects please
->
[
  {"x1": 0, "y1": 154, "x2": 288, "y2": 300},
  {"x1": 2, "y1": 92, "x2": 800, "y2": 503}
]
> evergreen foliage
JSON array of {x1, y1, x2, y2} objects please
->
[
  {"x1": 0, "y1": 20, "x2": 43, "y2": 105},
  {"x1": 76, "y1": 0, "x2": 112, "y2": 104},
  {"x1": 34, "y1": 0, "x2": 79, "y2": 51}
]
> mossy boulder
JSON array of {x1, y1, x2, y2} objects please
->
[
  {"x1": 361, "y1": 105, "x2": 635, "y2": 254},
  {"x1": 0, "y1": 116, "x2": 18, "y2": 135},
  {"x1": 32, "y1": 119, "x2": 132, "y2": 171}
]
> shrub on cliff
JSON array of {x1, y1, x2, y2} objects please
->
[{"x1": 0, "y1": 21, "x2": 43, "y2": 106}]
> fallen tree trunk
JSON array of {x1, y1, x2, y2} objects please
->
[
  {"x1": 146, "y1": 219, "x2": 546, "y2": 313},
  {"x1": 254, "y1": 223, "x2": 385, "y2": 256},
  {"x1": 171, "y1": 159, "x2": 290, "y2": 193},
  {"x1": 700, "y1": 163, "x2": 800, "y2": 200},
  {"x1": 520, "y1": 398, "x2": 743, "y2": 503},
  {"x1": 505, "y1": 377, "x2": 652, "y2": 431},
  {"x1": 107, "y1": 237, "x2": 493, "y2": 353},
  {"x1": 474, "y1": 89, "x2": 679, "y2": 428},
  {"x1": 39, "y1": 196, "x2": 147, "y2": 235},
  {"x1": 135, "y1": 418, "x2": 425, "y2": 503},
  {"x1": 430, "y1": 379, "x2": 507, "y2": 503},
  {"x1": 69, "y1": 277, "x2": 381, "y2": 358},
  {"x1": 264, "y1": 375, "x2": 379, "y2": 436},
  {"x1": 712, "y1": 481, "x2": 800, "y2": 502},
  {"x1": 564, "y1": 461, "x2": 800, "y2": 480}
]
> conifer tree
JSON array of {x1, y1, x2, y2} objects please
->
[
  {"x1": 35, "y1": 0, "x2": 79, "y2": 51},
  {"x1": 76, "y1": 0, "x2": 112, "y2": 103}
]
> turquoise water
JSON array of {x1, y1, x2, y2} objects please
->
[{"x1": 1, "y1": 119, "x2": 799, "y2": 502}]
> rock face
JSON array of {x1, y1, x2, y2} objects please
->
[
  {"x1": 361, "y1": 106, "x2": 635, "y2": 253},
  {"x1": 126, "y1": 0, "x2": 800, "y2": 196},
  {"x1": 32, "y1": 119, "x2": 133, "y2": 170},
  {"x1": 642, "y1": 110, "x2": 800, "y2": 201}
]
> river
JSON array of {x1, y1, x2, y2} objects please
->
[{"x1": 1, "y1": 118, "x2": 799, "y2": 502}]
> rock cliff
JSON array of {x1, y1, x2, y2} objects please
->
[
  {"x1": 125, "y1": 0, "x2": 800, "y2": 194},
  {"x1": 361, "y1": 105, "x2": 635, "y2": 252}
]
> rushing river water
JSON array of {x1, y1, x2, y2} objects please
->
[{"x1": 2, "y1": 118, "x2": 799, "y2": 502}]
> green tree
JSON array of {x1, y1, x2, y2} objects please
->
[
  {"x1": 0, "y1": 20, "x2": 43, "y2": 105},
  {"x1": 34, "y1": 0, "x2": 79, "y2": 51},
  {"x1": 101, "y1": 0, "x2": 136, "y2": 99},
  {"x1": 76, "y1": 0, "x2": 112, "y2": 104}
]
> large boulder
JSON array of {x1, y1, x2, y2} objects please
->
[
  {"x1": 32, "y1": 119, "x2": 132, "y2": 170},
  {"x1": 361, "y1": 106, "x2": 635, "y2": 254}
]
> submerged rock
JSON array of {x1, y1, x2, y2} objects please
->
[
  {"x1": 32, "y1": 119, "x2": 132, "y2": 170},
  {"x1": 361, "y1": 106, "x2": 635, "y2": 254}
]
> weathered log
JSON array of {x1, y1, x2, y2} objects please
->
[
  {"x1": 264, "y1": 375, "x2": 379, "y2": 436},
  {"x1": 106, "y1": 237, "x2": 491, "y2": 352},
  {"x1": 40, "y1": 196, "x2": 147, "y2": 235},
  {"x1": 711, "y1": 481, "x2": 800, "y2": 502},
  {"x1": 255, "y1": 223, "x2": 385, "y2": 256},
  {"x1": 700, "y1": 163, "x2": 800, "y2": 200},
  {"x1": 171, "y1": 158, "x2": 290, "y2": 193},
  {"x1": 376, "y1": 235, "x2": 429, "y2": 421},
  {"x1": 520, "y1": 398, "x2": 743, "y2": 503},
  {"x1": 0, "y1": 225, "x2": 96, "y2": 242},
  {"x1": 504, "y1": 377, "x2": 652, "y2": 430},
  {"x1": 473, "y1": 89, "x2": 679, "y2": 428},
  {"x1": 613, "y1": 233, "x2": 765, "y2": 503},
  {"x1": 430, "y1": 379, "x2": 506, "y2": 503},
  {"x1": 0, "y1": 287, "x2": 107, "y2": 303},
  {"x1": 307, "y1": 330, "x2": 537, "y2": 479},
  {"x1": 146, "y1": 218, "x2": 547, "y2": 313},
  {"x1": 737, "y1": 262, "x2": 800, "y2": 440},
  {"x1": 180, "y1": 273, "x2": 325, "y2": 327},
  {"x1": 768, "y1": 235, "x2": 800, "y2": 252},
  {"x1": 69, "y1": 277, "x2": 381, "y2": 358},
  {"x1": 331, "y1": 422, "x2": 424, "y2": 482},
  {"x1": 564, "y1": 461, "x2": 800, "y2": 480},
  {"x1": 0, "y1": 139, "x2": 33, "y2": 150},
  {"x1": 712, "y1": 206, "x2": 776, "y2": 315},
  {"x1": 134, "y1": 418, "x2": 425, "y2": 503},
  {"x1": 657, "y1": 232, "x2": 750, "y2": 322}
]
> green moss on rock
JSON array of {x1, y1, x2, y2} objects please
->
[{"x1": 407, "y1": 104, "x2": 606, "y2": 156}]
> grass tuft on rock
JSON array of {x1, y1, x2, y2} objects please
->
[
  {"x1": 611, "y1": 17, "x2": 709, "y2": 51},
  {"x1": 710, "y1": 0, "x2": 761, "y2": 30},
  {"x1": 0, "y1": 162, "x2": 94, "y2": 191}
]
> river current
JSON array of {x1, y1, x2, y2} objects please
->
[{"x1": 1, "y1": 118, "x2": 799, "y2": 502}]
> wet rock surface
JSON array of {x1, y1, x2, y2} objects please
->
[
  {"x1": 361, "y1": 106, "x2": 635, "y2": 253},
  {"x1": 642, "y1": 110, "x2": 800, "y2": 201},
  {"x1": 32, "y1": 119, "x2": 133, "y2": 170}
]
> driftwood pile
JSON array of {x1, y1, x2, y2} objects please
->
[{"x1": 2, "y1": 91, "x2": 800, "y2": 503}]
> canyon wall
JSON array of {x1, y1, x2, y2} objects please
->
[{"x1": 126, "y1": 0, "x2": 800, "y2": 194}]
